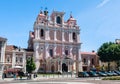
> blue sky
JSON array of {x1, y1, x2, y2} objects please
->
[{"x1": 0, "y1": 0, "x2": 120, "y2": 52}]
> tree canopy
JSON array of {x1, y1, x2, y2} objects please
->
[
  {"x1": 97, "y1": 42, "x2": 120, "y2": 62},
  {"x1": 26, "y1": 57, "x2": 36, "y2": 73}
]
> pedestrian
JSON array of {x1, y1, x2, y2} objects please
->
[{"x1": 13, "y1": 72, "x2": 16, "y2": 80}]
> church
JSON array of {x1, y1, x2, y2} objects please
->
[
  {"x1": 0, "y1": 10, "x2": 99, "y2": 75},
  {"x1": 28, "y1": 10, "x2": 83, "y2": 73}
]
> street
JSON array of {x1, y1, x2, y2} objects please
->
[{"x1": 0, "y1": 77, "x2": 120, "y2": 84}]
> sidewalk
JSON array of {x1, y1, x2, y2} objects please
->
[{"x1": 0, "y1": 75, "x2": 102, "y2": 82}]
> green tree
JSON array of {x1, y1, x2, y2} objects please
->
[
  {"x1": 97, "y1": 42, "x2": 120, "y2": 70},
  {"x1": 97, "y1": 42, "x2": 114, "y2": 62},
  {"x1": 26, "y1": 57, "x2": 36, "y2": 73}
]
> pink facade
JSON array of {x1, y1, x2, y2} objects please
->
[{"x1": 28, "y1": 10, "x2": 82, "y2": 73}]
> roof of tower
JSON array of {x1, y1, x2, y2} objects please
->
[
  {"x1": 67, "y1": 14, "x2": 76, "y2": 21},
  {"x1": 38, "y1": 10, "x2": 45, "y2": 17}
]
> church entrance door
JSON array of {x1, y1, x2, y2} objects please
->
[{"x1": 62, "y1": 63, "x2": 68, "y2": 72}]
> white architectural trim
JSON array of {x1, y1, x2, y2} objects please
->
[{"x1": 54, "y1": 29, "x2": 57, "y2": 41}]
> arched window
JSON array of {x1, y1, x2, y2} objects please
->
[
  {"x1": 56, "y1": 16, "x2": 61, "y2": 24},
  {"x1": 91, "y1": 58, "x2": 94, "y2": 65},
  {"x1": 40, "y1": 29, "x2": 44, "y2": 37},
  {"x1": 65, "y1": 50, "x2": 68, "y2": 56},
  {"x1": 73, "y1": 32, "x2": 76, "y2": 40}
]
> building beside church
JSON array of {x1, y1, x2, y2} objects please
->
[
  {"x1": 81, "y1": 51, "x2": 99, "y2": 71},
  {"x1": 4, "y1": 45, "x2": 33, "y2": 73},
  {"x1": 28, "y1": 10, "x2": 82, "y2": 73}
]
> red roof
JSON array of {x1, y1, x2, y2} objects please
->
[
  {"x1": 81, "y1": 52, "x2": 97, "y2": 55},
  {"x1": 6, "y1": 45, "x2": 18, "y2": 51}
]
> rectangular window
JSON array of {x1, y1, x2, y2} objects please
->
[
  {"x1": 16, "y1": 57, "x2": 18, "y2": 62},
  {"x1": 49, "y1": 49, "x2": 53, "y2": 57},
  {"x1": 20, "y1": 57, "x2": 23, "y2": 63}
]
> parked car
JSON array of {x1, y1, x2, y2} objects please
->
[
  {"x1": 97, "y1": 71, "x2": 107, "y2": 77},
  {"x1": 114, "y1": 70, "x2": 120, "y2": 75},
  {"x1": 108, "y1": 71, "x2": 118, "y2": 76},
  {"x1": 103, "y1": 71, "x2": 113, "y2": 76},
  {"x1": 78, "y1": 72, "x2": 89, "y2": 77},
  {"x1": 87, "y1": 71, "x2": 98, "y2": 77}
]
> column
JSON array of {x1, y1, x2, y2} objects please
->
[
  {"x1": 71, "y1": 32, "x2": 73, "y2": 42},
  {"x1": 45, "y1": 44, "x2": 49, "y2": 58},
  {"x1": 35, "y1": 28, "x2": 37, "y2": 39},
  {"x1": 60, "y1": 60, "x2": 62, "y2": 73},
  {"x1": 58, "y1": 60, "x2": 60, "y2": 72},
  {"x1": 54, "y1": 16, "x2": 56, "y2": 26},
  {"x1": 73, "y1": 60, "x2": 76, "y2": 73},
  {"x1": 69, "y1": 31, "x2": 73, "y2": 42},
  {"x1": 45, "y1": 28, "x2": 50, "y2": 40},
  {"x1": 88, "y1": 57, "x2": 90, "y2": 71},
  {"x1": 62, "y1": 44, "x2": 65, "y2": 56},
  {"x1": 70, "y1": 46, "x2": 72, "y2": 57},
  {"x1": 1, "y1": 42, "x2": 5, "y2": 63},
  {"x1": 68, "y1": 60, "x2": 70, "y2": 72},
  {"x1": 69, "y1": 32, "x2": 71, "y2": 42},
  {"x1": 78, "y1": 47, "x2": 83, "y2": 72},
  {"x1": 62, "y1": 30, "x2": 65, "y2": 42},
  {"x1": 58, "y1": 61, "x2": 59, "y2": 72},
  {"x1": 23, "y1": 52, "x2": 26, "y2": 73},
  {"x1": 34, "y1": 43, "x2": 40, "y2": 72},
  {"x1": 37, "y1": 28, "x2": 40, "y2": 39},
  {"x1": 45, "y1": 29, "x2": 48, "y2": 40},
  {"x1": 62, "y1": 15, "x2": 64, "y2": 27},
  {"x1": 54, "y1": 44, "x2": 56, "y2": 56},
  {"x1": 47, "y1": 29, "x2": 50, "y2": 40}
]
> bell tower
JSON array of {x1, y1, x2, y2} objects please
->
[{"x1": 50, "y1": 11, "x2": 65, "y2": 27}]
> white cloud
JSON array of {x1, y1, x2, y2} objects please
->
[{"x1": 97, "y1": 0, "x2": 110, "y2": 8}]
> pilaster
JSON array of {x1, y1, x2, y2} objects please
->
[
  {"x1": 12, "y1": 52, "x2": 16, "y2": 68},
  {"x1": 54, "y1": 44, "x2": 56, "y2": 56},
  {"x1": 54, "y1": 29, "x2": 57, "y2": 41},
  {"x1": 23, "y1": 52, "x2": 26, "y2": 73},
  {"x1": 77, "y1": 32, "x2": 80, "y2": 43},
  {"x1": 62, "y1": 30, "x2": 65, "y2": 42},
  {"x1": 45, "y1": 43, "x2": 49, "y2": 58},
  {"x1": 62, "y1": 44, "x2": 65, "y2": 55}
]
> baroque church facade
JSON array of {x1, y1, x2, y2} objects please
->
[{"x1": 28, "y1": 10, "x2": 82, "y2": 73}]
